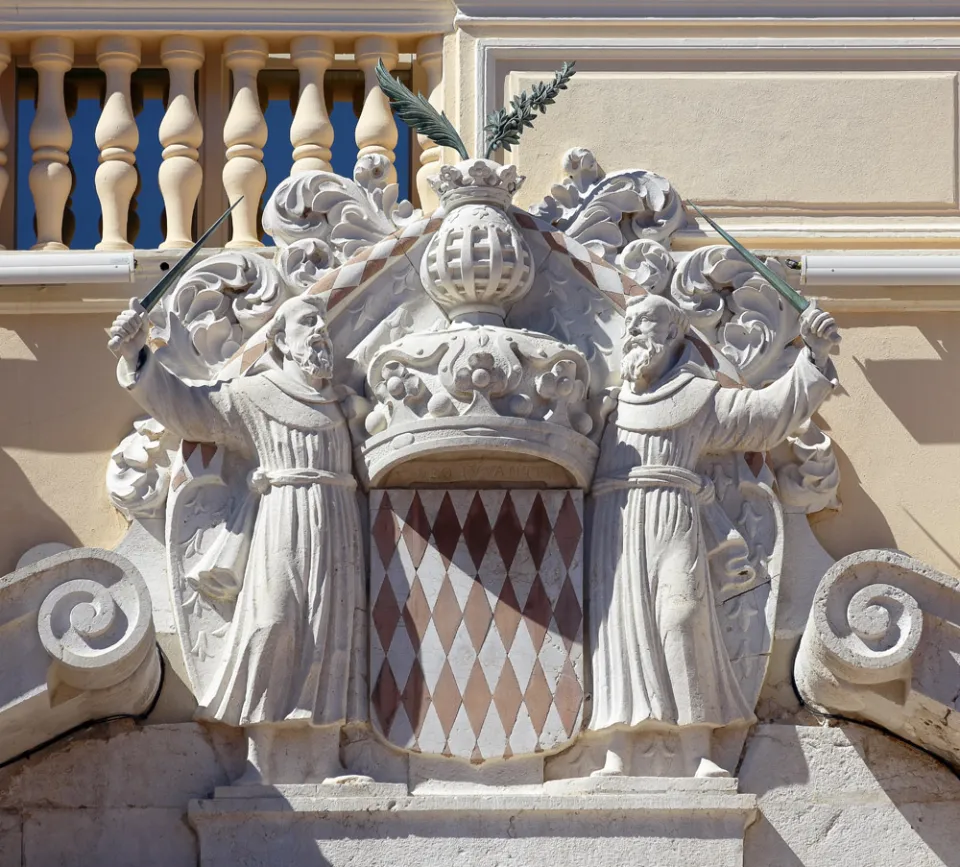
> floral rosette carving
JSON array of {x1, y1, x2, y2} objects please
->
[
  {"x1": 535, "y1": 358, "x2": 593, "y2": 435},
  {"x1": 362, "y1": 325, "x2": 593, "y2": 450},
  {"x1": 454, "y1": 349, "x2": 507, "y2": 396}
]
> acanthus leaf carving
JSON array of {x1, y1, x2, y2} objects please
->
[
  {"x1": 261, "y1": 154, "x2": 420, "y2": 262},
  {"x1": 150, "y1": 251, "x2": 288, "y2": 382},
  {"x1": 670, "y1": 245, "x2": 802, "y2": 387},
  {"x1": 530, "y1": 147, "x2": 685, "y2": 262},
  {"x1": 106, "y1": 417, "x2": 179, "y2": 519},
  {"x1": 616, "y1": 238, "x2": 675, "y2": 296},
  {"x1": 276, "y1": 237, "x2": 335, "y2": 294},
  {"x1": 769, "y1": 420, "x2": 841, "y2": 514}
]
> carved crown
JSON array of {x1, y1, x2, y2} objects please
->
[
  {"x1": 358, "y1": 160, "x2": 599, "y2": 489},
  {"x1": 358, "y1": 323, "x2": 598, "y2": 489},
  {"x1": 421, "y1": 159, "x2": 535, "y2": 322},
  {"x1": 429, "y1": 159, "x2": 525, "y2": 209}
]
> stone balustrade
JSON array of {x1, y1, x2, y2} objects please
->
[{"x1": 0, "y1": 33, "x2": 447, "y2": 251}]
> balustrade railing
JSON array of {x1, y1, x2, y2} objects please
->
[{"x1": 0, "y1": 32, "x2": 446, "y2": 253}]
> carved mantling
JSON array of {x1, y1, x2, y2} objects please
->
[
  {"x1": 103, "y1": 146, "x2": 847, "y2": 742},
  {"x1": 114, "y1": 148, "x2": 794, "y2": 506}
]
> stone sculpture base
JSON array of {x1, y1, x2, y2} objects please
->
[{"x1": 189, "y1": 778, "x2": 758, "y2": 867}]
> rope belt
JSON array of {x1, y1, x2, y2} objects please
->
[
  {"x1": 592, "y1": 465, "x2": 715, "y2": 504},
  {"x1": 248, "y1": 467, "x2": 357, "y2": 494}
]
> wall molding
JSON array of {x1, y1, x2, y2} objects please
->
[
  {"x1": 456, "y1": 1, "x2": 960, "y2": 19},
  {"x1": 0, "y1": 0, "x2": 456, "y2": 35},
  {"x1": 474, "y1": 36, "x2": 960, "y2": 158}
]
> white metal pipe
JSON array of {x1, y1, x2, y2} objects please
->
[
  {"x1": 0, "y1": 251, "x2": 135, "y2": 285},
  {"x1": 802, "y1": 254, "x2": 960, "y2": 286}
]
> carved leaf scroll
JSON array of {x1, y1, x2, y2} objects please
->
[
  {"x1": 151, "y1": 252, "x2": 288, "y2": 382},
  {"x1": 107, "y1": 418, "x2": 178, "y2": 519},
  {"x1": 670, "y1": 245, "x2": 801, "y2": 388},
  {"x1": 262, "y1": 154, "x2": 419, "y2": 261},
  {"x1": 530, "y1": 147, "x2": 685, "y2": 262}
]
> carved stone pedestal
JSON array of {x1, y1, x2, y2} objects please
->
[{"x1": 189, "y1": 780, "x2": 758, "y2": 867}]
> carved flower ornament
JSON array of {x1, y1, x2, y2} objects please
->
[
  {"x1": 535, "y1": 358, "x2": 583, "y2": 402},
  {"x1": 454, "y1": 350, "x2": 507, "y2": 395},
  {"x1": 376, "y1": 361, "x2": 425, "y2": 404}
]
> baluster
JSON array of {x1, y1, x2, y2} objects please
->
[
  {"x1": 415, "y1": 36, "x2": 444, "y2": 212},
  {"x1": 354, "y1": 36, "x2": 399, "y2": 185},
  {"x1": 0, "y1": 41, "x2": 10, "y2": 248},
  {"x1": 159, "y1": 36, "x2": 204, "y2": 249},
  {"x1": 290, "y1": 36, "x2": 334, "y2": 175},
  {"x1": 29, "y1": 37, "x2": 74, "y2": 251},
  {"x1": 94, "y1": 36, "x2": 140, "y2": 250},
  {"x1": 223, "y1": 36, "x2": 268, "y2": 249}
]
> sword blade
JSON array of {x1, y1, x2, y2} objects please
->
[
  {"x1": 140, "y1": 197, "x2": 244, "y2": 313},
  {"x1": 687, "y1": 201, "x2": 809, "y2": 313}
]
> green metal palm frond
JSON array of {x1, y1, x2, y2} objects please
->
[
  {"x1": 686, "y1": 201, "x2": 809, "y2": 314},
  {"x1": 374, "y1": 60, "x2": 469, "y2": 160},
  {"x1": 484, "y1": 62, "x2": 577, "y2": 159}
]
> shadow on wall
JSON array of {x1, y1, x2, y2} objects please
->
[
  {"x1": 809, "y1": 436, "x2": 897, "y2": 557},
  {"x1": 810, "y1": 313, "x2": 960, "y2": 571},
  {"x1": 854, "y1": 319, "x2": 959, "y2": 445},
  {"x1": 0, "y1": 449, "x2": 80, "y2": 566},
  {"x1": 741, "y1": 723, "x2": 960, "y2": 867},
  {"x1": 0, "y1": 315, "x2": 142, "y2": 573}
]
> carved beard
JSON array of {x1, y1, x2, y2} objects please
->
[
  {"x1": 287, "y1": 335, "x2": 333, "y2": 381},
  {"x1": 621, "y1": 338, "x2": 666, "y2": 387}
]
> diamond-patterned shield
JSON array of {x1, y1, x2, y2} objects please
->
[{"x1": 369, "y1": 489, "x2": 585, "y2": 762}]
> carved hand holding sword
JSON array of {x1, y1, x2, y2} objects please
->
[{"x1": 108, "y1": 198, "x2": 242, "y2": 358}]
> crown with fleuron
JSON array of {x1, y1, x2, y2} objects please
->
[{"x1": 428, "y1": 159, "x2": 525, "y2": 210}]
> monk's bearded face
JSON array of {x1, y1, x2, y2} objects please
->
[
  {"x1": 286, "y1": 327, "x2": 333, "y2": 380},
  {"x1": 621, "y1": 333, "x2": 667, "y2": 386}
]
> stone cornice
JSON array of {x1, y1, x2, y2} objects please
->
[{"x1": 0, "y1": 0, "x2": 456, "y2": 37}]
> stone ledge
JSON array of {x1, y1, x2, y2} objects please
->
[
  {"x1": 191, "y1": 788, "x2": 757, "y2": 816},
  {"x1": 189, "y1": 786, "x2": 759, "y2": 867}
]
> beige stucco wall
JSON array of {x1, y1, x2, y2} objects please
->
[
  {"x1": 0, "y1": 316, "x2": 139, "y2": 575},
  {"x1": 506, "y1": 70, "x2": 960, "y2": 213},
  {"x1": 815, "y1": 312, "x2": 959, "y2": 574}
]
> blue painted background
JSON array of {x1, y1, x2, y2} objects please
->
[{"x1": 15, "y1": 78, "x2": 410, "y2": 249}]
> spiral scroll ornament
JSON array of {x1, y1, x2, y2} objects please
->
[{"x1": 38, "y1": 572, "x2": 156, "y2": 692}]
